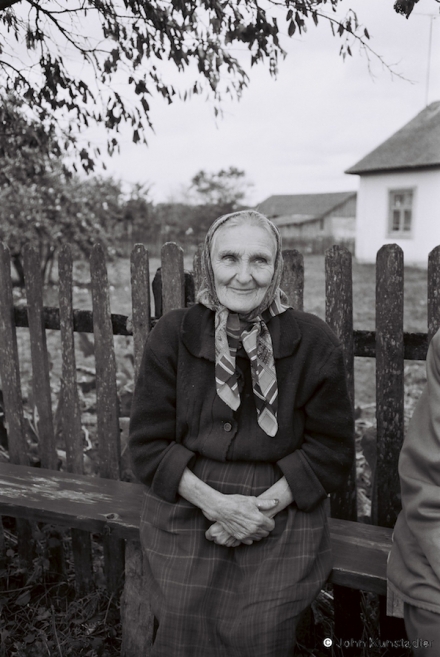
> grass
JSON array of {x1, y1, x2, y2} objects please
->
[{"x1": 0, "y1": 520, "x2": 121, "y2": 657}]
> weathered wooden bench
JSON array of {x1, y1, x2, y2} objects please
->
[
  {"x1": 0, "y1": 461, "x2": 392, "y2": 598},
  {"x1": 0, "y1": 239, "x2": 439, "y2": 654}
]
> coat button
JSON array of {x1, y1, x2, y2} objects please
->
[{"x1": 223, "y1": 422, "x2": 232, "y2": 432}]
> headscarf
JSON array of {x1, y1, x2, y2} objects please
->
[{"x1": 196, "y1": 210, "x2": 290, "y2": 437}]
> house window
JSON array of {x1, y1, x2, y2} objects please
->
[{"x1": 388, "y1": 189, "x2": 414, "y2": 237}]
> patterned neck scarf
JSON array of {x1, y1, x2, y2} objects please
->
[{"x1": 196, "y1": 211, "x2": 289, "y2": 437}]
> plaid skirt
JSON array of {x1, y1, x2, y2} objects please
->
[{"x1": 140, "y1": 457, "x2": 332, "y2": 657}]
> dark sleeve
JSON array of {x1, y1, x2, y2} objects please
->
[
  {"x1": 277, "y1": 345, "x2": 355, "y2": 512},
  {"x1": 128, "y1": 313, "x2": 196, "y2": 502}
]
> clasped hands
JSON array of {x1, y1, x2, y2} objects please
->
[{"x1": 204, "y1": 494, "x2": 279, "y2": 548}]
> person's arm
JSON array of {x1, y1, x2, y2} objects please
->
[
  {"x1": 178, "y1": 467, "x2": 279, "y2": 542},
  {"x1": 257, "y1": 476, "x2": 293, "y2": 516},
  {"x1": 276, "y1": 344, "x2": 354, "y2": 512},
  {"x1": 129, "y1": 311, "x2": 197, "y2": 501}
]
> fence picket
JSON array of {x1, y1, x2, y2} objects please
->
[
  {"x1": 193, "y1": 244, "x2": 204, "y2": 299},
  {"x1": 0, "y1": 244, "x2": 33, "y2": 567},
  {"x1": 90, "y1": 244, "x2": 125, "y2": 593},
  {"x1": 325, "y1": 245, "x2": 357, "y2": 519},
  {"x1": 281, "y1": 250, "x2": 304, "y2": 310},
  {"x1": 161, "y1": 242, "x2": 185, "y2": 314},
  {"x1": 23, "y1": 244, "x2": 57, "y2": 470},
  {"x1": 375, "y1": 244, "x2": 404, "y2": 529},
  {"x1": 59, "y1": 245, "x2": 93, "y2": 596},
  {"x1": 0, "y1": 245, "x2": 28, "y2": 464},
  {"x1": 59, "y1": 246, "x2": 83, "y2": 474},
  {"x1": 325, "y1": 245, "x2": 362, "y2": 644},
  {"x1": 428, "y1": 245, "x2": 440, "y2": 343},
  {"x1": 121, "y1": 246, "x2": 154, "y2": 656},
  {"x1": 130, "y1": 245, "x2": 151, "y2": 378}
]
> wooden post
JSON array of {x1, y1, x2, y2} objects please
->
[
  {"x1": 0, "y1": 244, "x2": 33, "y2": 567},
  {"x1": 428, "y1": 245, "x2": 440, "y2": 344},
  {"x1": 325, "y1": 245, "x2": 362, "y2": 645},
  {"x1": 281, "y1": 250, "x2": 304, "y2": 310},
  {"x1": 192, "y1": 244, "x2": 204, "y2": 299},
  {"x1": 376, "y1": 244, "x2": 406, "y2": 642},
  {"x1": 0, "y1": 245, "x2": 28, "y2": 465},
  {"x1": 90, "y1": 243, "x2": 125, "y2": 594},
  {"x1": 121, "y1": 244, "x2": 154, "y2": 656},
  {"x1": 23, "y1": 244, "x2": 57, "y2": 470},
  {"x1": 325, "y1": 246, "x2": 357, "y2": 521},
  {"x1": 130, "y1": 245, "x2": 151, "y2": 377},
  {"x1": 59, "y1": 246, "x2": 83, "y2": 473},
  {"x1": 121, "y1": 542, "x2": 154, "y2": 657},
  {"x1": 59, "y1": 245, "x2": 93, "y2": 596},
  {"x1": 375, "y1": 244, "x2": 404, "y2": 528},
  {"x1": 161, "y1": 243, "x2": 185, "y2": 315},
  {"x1": 23, "y1": 244, "x2": 65, "y2": 578}
]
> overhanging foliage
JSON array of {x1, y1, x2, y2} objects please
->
[{"x1": 0, "y1": 0, "x2": 375, "y2": 172}]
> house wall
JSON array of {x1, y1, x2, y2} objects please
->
[
  {"x1": 355, "y1": 169, "x2": 440, "y2": 266},
  {"x1": 330, "y1": 216, "x2": 356, "y2": 240},
  {"x1": 278, "y1": 217, "x2": 330, "y2": 240},
  {"x1": 328, "y1": 196, "x2": 357, "y2": 240}
]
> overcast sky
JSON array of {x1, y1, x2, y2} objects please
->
[{"x1": 86, "y1": 0, "x2": 440, "y2": 206}]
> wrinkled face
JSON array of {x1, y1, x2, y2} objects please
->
[{"x1": 210, "y1": 222, "x2": 277, "y2": 314}]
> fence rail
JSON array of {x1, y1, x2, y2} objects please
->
[{"x1": 0, "y1": 240, "x2": 439, "y2": 654}]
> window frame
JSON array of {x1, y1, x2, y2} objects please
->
[{"x1": 387, "y1": 187, "x2": 415, "y2": 239}]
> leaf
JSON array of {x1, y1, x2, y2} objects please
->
[{"x1": 288, "y1": 20, "x2": 296, "y2": 37}]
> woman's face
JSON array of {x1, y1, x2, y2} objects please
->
[{"x1": 210, "y1": 222, "x2": 277, "y2": 314}]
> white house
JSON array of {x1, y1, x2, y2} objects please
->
[
  {"x1": 346, "y1": 101, "x2": 440, "y2": 267},
  {"x1": 257, "y1": 192, "x2": 356, "y2": 243}
]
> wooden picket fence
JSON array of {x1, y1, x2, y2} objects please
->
[{"x1": 0, "y1": 239, "x2": 439, "y2": 653}]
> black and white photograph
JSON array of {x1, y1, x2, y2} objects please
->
[{"x1": 0, "y1": 0, "x2": 440, "y2": 655}]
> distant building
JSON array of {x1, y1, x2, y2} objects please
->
[
  {"x1": 346, "y1": 101, "x2": 440, "y2": 266},
  {"x1": 257, "y1": 192, "x2": 356, "y2": 244}
]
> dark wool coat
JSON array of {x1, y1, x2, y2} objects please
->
[{"x1": 129, "y1": 304, "x2": 354, "y2": 512}]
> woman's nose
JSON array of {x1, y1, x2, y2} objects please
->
[{"x1": 235, "y1": 261, "x2": 252, "y2": 284}]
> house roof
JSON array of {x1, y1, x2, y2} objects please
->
[
  {"x1": 256, "y1": 192, "x2": 356, "y2": 225},
  {"x1": 346, "y1": 101, "x2": 440, "y2": 175}
]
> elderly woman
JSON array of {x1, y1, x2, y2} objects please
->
[{"x1": 129, "y1": 210, "x2": 354, "y2": 656}]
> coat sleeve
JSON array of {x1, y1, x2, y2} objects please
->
[
  {"x1": 128, "y1": 311, "x2": 196, "y2": 502},
  {"x1": 277, "y1": 344, "x2": 355, "y2": 512},
  {"x1": 398, "y1": 328, "x2": 440, "y2": 580}
]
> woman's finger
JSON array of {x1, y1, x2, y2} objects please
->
[{"x1": 256, "y1": 498, "x2": 279, "y2": 511}]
